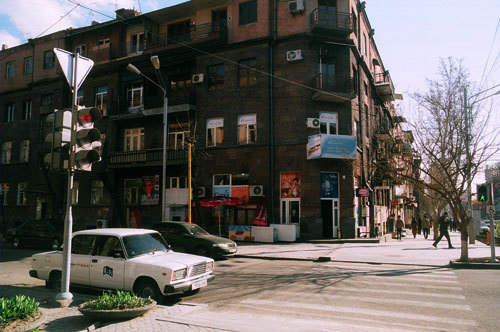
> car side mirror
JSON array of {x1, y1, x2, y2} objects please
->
[{"x1": 113, "y1": 252, "x2": 124, "y2": 259}]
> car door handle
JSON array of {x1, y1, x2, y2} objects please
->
[{"x1": 92, "y1": 259, "x2": 98, "y2": 263}]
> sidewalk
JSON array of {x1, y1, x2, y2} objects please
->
[{"x1": 3, "y1": 230, "x2": 497, "y2": 332}]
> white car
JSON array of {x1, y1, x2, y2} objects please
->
[{"x1": 29, "y1": 228, "x2": 215, "y2": 301}]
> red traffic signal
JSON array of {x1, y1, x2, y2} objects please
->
[{"x1": 77, "y1": 107, "x2": 101, "y2": 128}]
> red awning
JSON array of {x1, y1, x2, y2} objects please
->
[{"x1": 193, "y1": 196, "x2": 243, "y2": 207}]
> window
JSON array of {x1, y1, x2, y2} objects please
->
[
  {"x1": 124, "y1": 178, "x2": 142, "y2": 205},
  {"x1": 238, "y1": 114, "x2": 257, "y2": 145},
  {"x1": 5, "y1": 103, "x2": 14, "y2": 122},
  {"x1": 43, "y1": 50, "x2": 55, "y2": 69},
  {"x1": 232, "y1": 173, "x2": 249, "y2": 186},
  {"x1": 91, "y1": 180, "x2": 104, "y2": 205},
  {"x1": 6, "y1": 61, "x2": 15, "y2": 79},
  {"x1": 318, "y1": 53, "x2": 336, "y2": 91},
  {"x1": 24, "y1": 57, "x2": 33, "y2": 76},
  {"x1": 352, "y1": 11, "x2": 357, "y2": 36},
  {"x1": 239, "y1": 0, "x2": 257, "y2": 25},
  {"x1": 95, "y1": 236, "x2": 122, "y2": 257},
  {"x1": 77, "y1": 90, "x2": 84, "y2": 106},
  {"x1": 362, "y1": 33, "x2": 367, "y2": 56},
  {"x1": 168, "y1": 131, "x2": 188, "y2": 150},
  {"x1": 124, "y1": 128, "x2": 144, "y2": 151},
  {"x1": 72, "y1": 235, "x2": 95, "y2": 255},
  {"x1": 130, "y1": 32, "x2": 145, "y2": 53},
  {"x1": 213, "y1": 174, "x2": 230, "y2": 186},
  {"x1": 319, "y1": 112, "x2": 338, "y2": 135},
  {"x1": 127, "y1": 83, "x2": 143, "y2": 109},
  {"x1": 22, "y1": 100, "x2": 32, "y2": 120},
  {"x1": 41, "y1": 94, "x2": 53, "y2": 106},
  {"x1": 167, "y1": 20, "x2": 191, "y2": 43},
  {"x1": 72, "y1": 181, "x2": 79, "y2": 204},
  {"x1": 239, "y1": 58, "x2": 256, "y2": 87},
  {"x1": 20, "y1": 140, "x2": 29, "y2": 162},
  {"x1": 2, "y1": 142, "x2": 12, "y2": 164},
  {"x1": 17, "y1": 182, "x2": 27, "y2": 205},
  {"x1": 167, "y1": 176, "x2": 187, "y2": 189},
  {"x1": 75, "y1": 44, "x2": 86, "y2": 56},
  {"x1": 207, "y1": 64, "x2": 224, "y2": 91},
  {"x1": 1, "y1": 183, "x2": 8, "y2": 205},
  {"x1": 98, "y1": 38, "x2": 110, "y2": 48},
  {"x1": 95, "y1": 86, "x2": 108, "y2": 116},
  {"x1": 206, "y1": 118, "x2": 224, "y2": 147}
]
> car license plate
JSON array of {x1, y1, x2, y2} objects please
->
[{"x1": 192, "y1": 279, "x2": 207, "y2": 290}]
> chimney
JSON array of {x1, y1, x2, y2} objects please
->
[
  {"x1": 115, "y1": 8, "x2": 139, "y2": 19},
  {"x1": 2, "y1": 44, "x2": 8, "y2": 50}
]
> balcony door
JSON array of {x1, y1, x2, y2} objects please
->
[
  {"x1": 319, "y1": 0, "x2": 337, "y2": 28},
  {"x1": 211, "y1": 9, "x2": 227, "y2": 32},
  {"x1": 124, "y1": 128, "x2": 144, "y2": 152},
  {"x1": 318, "y1": 55, "x2": 336, "y2": 91}
]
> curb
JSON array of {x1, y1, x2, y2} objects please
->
[
  {"x1": 449, "y1": 260, "x2": 500, "y2": 269},
  {"x1": 233, "y1": 254, "x2": 314, "y2": 262}
]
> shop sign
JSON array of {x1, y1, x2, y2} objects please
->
[
  {"x1": 231, "y1": 186, "x2": 249, "y2": 204},
  {"x1": 280, "y1": 172, "x2": 301, "y2": 198},
  {"x1": 320, "y1": 173, "x2": 338, "y2": 198},
  {"x1": 213, "y1": 186, "x2": 230, "y2": 197},
  {"x1": 358, "y1": 188, "x2": 369, "y2": 197},
  {"x1": 390, "y1": 200, "x2": 399, "y2": 206},
  {"x1": 141, "y1": 175, "x2": 159, "y2": 205},
  {"x1": 306, "y1": 134, "x2": 357, "y2": 160}
]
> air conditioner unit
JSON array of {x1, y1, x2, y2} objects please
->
[
  {"x1": 287, "y1": 49, "x2": 303, "y2": 62},
  {"x1": 250, "y1": 185, "x2": 264, "y2": 197},
  {"x1": 192, "y1": 73, "x2": 204, "y2": 83},
  {"x1": 307, "y1": 118, "x2": 320, "y2": 128},
  {"x1": 288, "y1": 0, "x2": 305, "y2": 14},
  {"x1": 196, "y1": 187, "x2": 206, "y2": 198},
  {"x1": 96, "y1": 219, "x2": 108, "y2": 228}
]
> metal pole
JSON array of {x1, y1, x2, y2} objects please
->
[
  {"x1": 464, "y1": 87, "x2": 475, "y2": 244},
  {"x1": 162, "y1": 94, "x2": 168, "y2": 221},
  {"x1": 188, "y1": 143, "x2": 192, "y2": 223},
  {"x1": 56, "y1": 54, "x2": 77, "y2": 301},
  {"x1": 489, "y1": 184, "x2": 497, "y2": 262}
]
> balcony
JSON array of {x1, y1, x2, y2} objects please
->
[
  {"x1": 312, "y1": 73, "x2": 356, "y2": 102},
  {"x1": 86, "y1": 47, "x2": 111, "y2": 64},
  {"x1": 108, "y1": 148, "x2": 188, "y2": 168},
  {"x1": 375, "y1": 120, "x2": 392, "y2": 141},
  {"x1": 374, "y1": 72, "x2": 396, "y2": 101},
  {"x1": 310, "y1": 9, "x2": 353, "y2": 37},
  {"x1": 115, "y1": 22, "x2": 227, "y2": 59}
]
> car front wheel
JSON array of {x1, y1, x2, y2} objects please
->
[
  {"x1": 136, "y1": 279, "x2": 161, "y2": 302},
  {"x1": 48, "y1": 271, "x2": 62, "y2": 290},
  {"x1": 12, "y1": 236, "x2": 21, "y2": 248}
]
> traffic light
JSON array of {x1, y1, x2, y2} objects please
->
[
  {"x1": 44, "y1": 109, "x2": 72, "y2": 170},
  {"x1": 74, "y1": 106, "x2": 102, "y2": 171},
  {"x1": 477, "y1": 184, "x2": 488, "y2": 203}
]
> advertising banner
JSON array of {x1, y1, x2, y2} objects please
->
[
  {"x1": 281, "y1": 172, "x2": 301, "y2": 198},
  {"x1": 231, "y1": 186, "x2": 249, "y2": 204},
  {"x1": 213, "y1": 186, "x2": 231, "y2": 197},
  {"x1": 320, "y1": 173, "x2": 339, "y2": 198},
  {"x1": 229, "y1": 225, "x2": 251, "y2": 241},
  {"x1": 307, "y1": 134, "x2": 357, "y2": 160},
  {"x1": 141, "y1": 175, "x2": 159, "y2": 205}
]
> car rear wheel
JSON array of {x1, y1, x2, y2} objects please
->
[
  {"x1": 194, "y1": 246, "x2": 211, "y2": 257},
  {"x1": 50, "y1": 238, "x2": 61, "y2": 250},
  {"x1": 48, "y1": 271, "x2": 62, "y2": 290},
  {"x1": 136, "y1": 279, "x2": 161, "y2": 302},
  {"x1": 12, "y1": 236, "x2": 21, "y2": 248}
]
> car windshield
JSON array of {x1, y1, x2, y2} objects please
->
[
  {"x1": 185, "y1": 224, "x2": 209, "y2": 235},
  {"x1": 122, "y1": 233, "x2": 170, "y2": 258}
]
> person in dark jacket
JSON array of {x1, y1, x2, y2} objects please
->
[{"x1": 432, "y1": 212, "x2": 454, "y2": 249}]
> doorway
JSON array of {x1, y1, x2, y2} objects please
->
[
  {"x1": 280, "y1": 198, "x2": 300, "y2": 225},
  {"x1": 321, "y1": 199, "x2": 339, "y2": 238}
]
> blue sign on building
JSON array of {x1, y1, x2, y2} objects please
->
[
  {"x1": 307, "y1": 134, "x2": 357, "y2": 160},
  {"x1": 320, "y1": 173, "x2": 339, "y2": 198}
]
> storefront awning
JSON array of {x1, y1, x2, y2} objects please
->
[{"x1": 193, "y1": 196, "x2": 243, "y2": 207}]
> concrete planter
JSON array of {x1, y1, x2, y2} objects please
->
[
  {"x1": 2, "y1": 310, "x2": 46, "y2": 332},
  {"x1": 78, "y1": 300, "x2": 156, "y2": 321}
]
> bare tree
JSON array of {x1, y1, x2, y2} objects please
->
[{"x1": 406, "y1": 57, "x2": 499, "y2": 261}]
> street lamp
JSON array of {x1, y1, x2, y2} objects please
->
[{"x1": 127, "y1": 59, "x2": 168, "y2": 221}]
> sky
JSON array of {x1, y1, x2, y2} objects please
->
[{"x1": 1, "y1": 0, "x2": 499, "y2": 176}]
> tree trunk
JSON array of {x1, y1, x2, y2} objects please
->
[{"x1": 459, "y1": 216, "x2": 469, "y2": 262}]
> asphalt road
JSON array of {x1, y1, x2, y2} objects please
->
[{"x1": 1, "y1": 244, "x2": 499, "y2": 331}]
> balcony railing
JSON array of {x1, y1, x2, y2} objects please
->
[
  {"x1": 115, "y1": 22, "x2": 227, "y2": 58},
  {"x1": 109, "y1": 148, "x2": 188, "y2": 167},
  {"x1": 312, "y1": 73, "x2": 356, "y2": 102},
  {"x1": 85, "y1": 47, "x2": 111, "y2": 64},
  {"x1": 310, "y1": 9, "x2": 353, "y2": 35},
  {"x1": 374, "y1": 72, "x2": 395, "y2": 101}
]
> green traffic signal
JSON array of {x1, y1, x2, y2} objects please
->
[{"x1": 477, "y1": 185, "x2": 488, "y2": 203}]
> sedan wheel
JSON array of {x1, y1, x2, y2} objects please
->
[
  {"x1": 49, "y1": 271, "x2": 62, "y2": 290},
  {"x1": 12, "y1": 237, "x2": 21, "y2": 248},
  {"x1": 136, "y1": 280, "x2": 161, "y2": 302}
]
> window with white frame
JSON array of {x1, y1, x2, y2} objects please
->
[
  {"x1": 72, "y1": 181, "x2": 79, "y2": 204},
  {"x1": 130, "y1": 32, "x2": 145, "y2": 53},
  {"x1": 207, "y1": 118, "x2": 224, "y2": 147},
  {"x1": 95, "y1": 86, "x2": 108, "y2": 116},
  {"x1": 24, "y1": 57, "x2": 33, "y2": 76},
  {"x1": 238, "y1": 114, "x2": 257, "y2": 145},
  {"x1": 319, "y1": 112, "x2": 338, "y2": 135},
  {"x1": 98, "y1": 38, "x2": 110, "y2": 48},
  {"x1": 124, "y1": 178, "x2": 142, "y2": 205},
  {"x1": 22, "y1": 100, "x2": 32, "y2": 120},
  {"x1": 2, "y1": 142, "x2": 12, "y2": 164},
  {"x1": 168, "y1": 131, "x2": 188, "y2": 150},
  {"x1": 167, "y1": 176, "x2": 187, "y2": 189},
  {"x1": 127, "y1": 83, "x2": 143, "y2": 109},
  {"x1": 213, "y1": 174, "x2": 230, "y2": 186},
  {"x1": 6, "y1": 103, "x2": 14, "y2": 122},
  {"x1": 6, "y1": 61, "x2": 15, "y2": 79},
  {"x1": 124, "y1": 128, "x2": 144, "y2": 152},
  {"x1": 17, "y1": 182, "x2": 27, "y2": 205},
  {"x1": 75, "y1": 44, "x2": 86, "y2": 56},
  {"x1": 91, "y1": 180, "x2": 104, "y2": 205},
  {"x1": 77, "y1": 90, "x2": 84, "y2": 106},
  {"x1": 20, "y1": 140, "x2": 29, "y2": 162},
  {"x1": 1, "y1": 183, "x2": 9, "y2": 205}
]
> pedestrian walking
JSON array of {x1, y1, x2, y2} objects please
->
[
  {"x1": 432, "y1": 211, "x2": 454, "y2": 249},
  {"x1": 396, "y1": 216, "x2": 404, "y2": 240},
  {"x1": 417, "y1": 215, "x2": 422, "y2": 234},
  {"x1": 422, "y1": 215, "x2": 431, "y2": 239},
  {"x1": 386, "y1": 214, "x2": 395, "y2": 233},
  {"x1": 411, "y1": 217, "x2": 418, "y2": 238}
]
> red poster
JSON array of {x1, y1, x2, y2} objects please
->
[
  {"x1": 128, "y1": 208, "x2": 142, "y2": 228},
  {"x1": 281, "y1": 172, "x2": 301, "y2": 198},
  {"x1": 231, "y1": 186, "x2": 249, "y2": 204}
]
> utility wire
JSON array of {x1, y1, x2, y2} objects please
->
[
  {"x1": 36, "y1": 4, "x2": 80, "y2": 38},
  {"x1": 479, "y1": 16, "x2": 500, "y2": 90}
]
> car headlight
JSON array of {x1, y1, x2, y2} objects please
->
[
  {"x1": 213, "y1": 243, "x2": 229, "y2": 248},
  {"x1": 171, "y1": 268, "x2": 187, "y2": 281},
  {"x1": 207, "y1": 261, "x2": 214, "y2": 271}
]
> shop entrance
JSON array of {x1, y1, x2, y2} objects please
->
[
  {"x1": 321, "y1": 199, "x2": 339, "y2": 238},
  {"x1": 280, "y1": 198, "x2": 300, "y2": 226}
]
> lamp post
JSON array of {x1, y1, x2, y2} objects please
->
[
  {"x1": 464, "y1": 84, "x2": 500, "y2": 260},
  {"x1": 127, "y1": 58, "x2": 168, "y2": 221}
]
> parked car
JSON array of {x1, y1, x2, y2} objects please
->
[
  {"x1": 149, "y1": 222, "x2": 237, "y2": 258},
  {"x1": 29, "y1": 228, "x2": 215, "y2": 301},
  {"x1": 4, "y1": 219, "x2": 62, "y2": 250}
]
